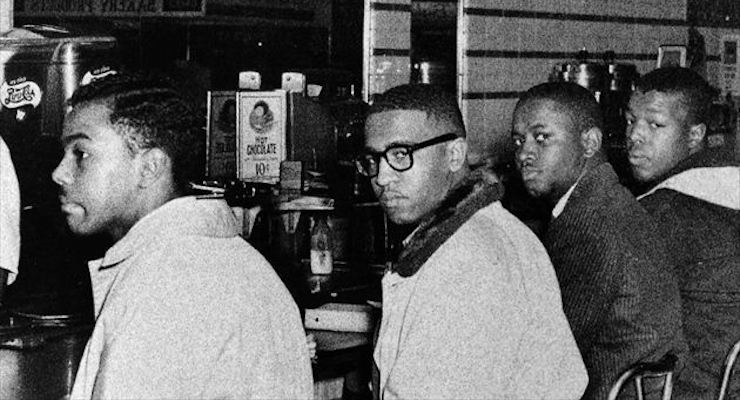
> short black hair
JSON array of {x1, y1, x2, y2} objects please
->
[
  {"x1": 367, "y1": 84, "x2": 466, "y2": 137},
  {"x1": 68, "y1": 71, "x2": 204, "y2": 194},
  {"x1": 633, "y1": 67, "x2": 714, "y2": 126},
  {"x1": 515, "y1": 81, "x2": 604, "y2": 135}
]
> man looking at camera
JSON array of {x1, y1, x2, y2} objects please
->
[
  {"x1": 626, "y1": 67, "x2": 740, "y2": 399},
  {"x1": 511, "y1": 81, "x2": 686, "y2": 400},
  {"x1": 359, "y1": 83, "x2": 586, "y2": 400}
]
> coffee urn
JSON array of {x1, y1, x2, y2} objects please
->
[
  {"x1": 550, "y1": 50, "x2": 639, "y2": 189},
  {"x1": 0, "y1": 25, "x2": 118, "y2": 309}
]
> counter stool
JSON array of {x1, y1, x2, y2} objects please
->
[
  {"x1": 717, "y1": 338, "x2": 740, "y2": 400},
  {"x1": 607, "y1": 353, "x2": 678, "y2": 400}
]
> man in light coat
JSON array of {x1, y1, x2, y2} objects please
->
[
  {"x1": 53, "y1": 72, "x2": 313, "y2": 400},
  {"x1": 359, "y1": 83, "x2": 587, "y2": 399},
  {"x1": 0, "y1": 136, "x2": 20, "y2": 306}
]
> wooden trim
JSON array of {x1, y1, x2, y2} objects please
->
[
  {"x1": 462, "y1": 91, "x2": 522, "y2": 100},
  {"x1": 465, "y1": 50, "x2": 657, "y2": 61},
  {"x1": 463, "y1": 7, "x2": 686, "y2": 27},
  {"x1": 372, "y1": 48, "x2": 410, "y2": 57},
  {"x1": 370, "y1": 3, "x2": 411, "y2": 13}
]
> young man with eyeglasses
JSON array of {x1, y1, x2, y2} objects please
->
[{"x1": 360, "y1": 84, "x2": 587, "y2": 399}]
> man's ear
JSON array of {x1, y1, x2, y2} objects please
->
[
  {"x1": 687, "y1": 123, "x2": 706, "y2": 151},
  {"x1": 580, "y1": 127, "x2": 602, "y2": 158},
  {"x1": 446, "y1": 137, "x2": 468, "y2": 172},
  {"x1": 138, "y1": 148, "x2": 171, "y2": 188}
]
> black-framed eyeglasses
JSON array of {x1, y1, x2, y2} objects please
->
[{"x1": 355, "y1": 133, "x2": 458, "y2": 177}]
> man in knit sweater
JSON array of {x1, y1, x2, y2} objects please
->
[
  {"x1": 359, "y1": 84, "x2": 587, "y2": 399},
  {"x1": 626, "y1": 67, "x2": 740, "y2": 399},
  {"x1": 511, "y1": 82, "x2": 687, "y2": 400}
]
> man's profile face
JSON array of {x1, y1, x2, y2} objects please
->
[
  {"x1": 512, "y1": 99, "x2": 586, "y2": 203},
  {"x1": 364, "y1": 109, "x2": 453, "y2": 225},
  {"x1": 626, "y1": 90, "x2": 693, "y2": 183},
  {"x1": 52, "y1": 101, "x2": 143, "y2": 239}
]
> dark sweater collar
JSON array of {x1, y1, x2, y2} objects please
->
[
  {"x1": 551, "y1": 162, "x2": 619, "y2": 226},
  {"x1": 391, "y1": 167, "x2": 503, "y2": 277},
  {"x1": 570, "y1": 163, "x2": 618, "y2": 205}
]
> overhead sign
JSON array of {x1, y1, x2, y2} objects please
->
[
  {"x1": 207, "y1": 0, "x2": 330, "y2": 26},
  {"x1": 14, "y1": 0, "x2": 205, "y2": 17}
]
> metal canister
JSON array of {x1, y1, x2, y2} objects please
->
[
  {"x1": 550, "y1": 54, "x2": 639, "y2": 189},
  {"x1": 0, "y1": 26, "x2": 117, "y2": 143},
  {"x1": 607, "y1": 63, "x2": 638, "y2": 92},
  {"x1": 412, "y1": 60, "x2": 455, "y2": 93},
  {"x1": 0, "y1": 25, "x2": 118, "y2": 310},
  {"x1": 0, "y1": 25, "x2": 117, "y2": 206},
  {"x1": 550, "y1": 62, "x2": 608, "y2": 93}
]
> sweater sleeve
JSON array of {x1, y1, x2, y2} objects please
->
[{"x1": 547, "y1": 228, "x2": 618, "y2": 344}]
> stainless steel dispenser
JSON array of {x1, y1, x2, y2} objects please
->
[
  {"x1": 550, "y1": 50, "x2": 639, "y2": 189},
  {"x1": 0, "y1": 25, "x2": 118, "y2": 308}
]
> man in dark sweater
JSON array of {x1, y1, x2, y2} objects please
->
[
  {"x1": 626, "y1": 67, "x2": 740, "y2": 399},
  {"x1": 511, "y1": 82, "x2": 688, "y2": 400}
]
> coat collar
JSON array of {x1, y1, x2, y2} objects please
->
[
  {"x1": 643, "y1": 147, "x2": 737, "y2": 189},
  {"x1": 637, "y1": 148, "x2": 739, "y2": 210},
  {"x1": 96, "y1": 196, "x2": 239, "y2": 268},
  {"x1": 637, "y1": 166, "x2": 740, "y2": 209},
  {"x1": 391, "y1": 166, "x2": 503, "y2": 277}
]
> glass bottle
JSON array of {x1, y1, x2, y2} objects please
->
[{"x1": 310, "y1": 215, "x2": 333, "y2": 274}]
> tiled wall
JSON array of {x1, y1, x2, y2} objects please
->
[
  {"x1": 459, "y1": 0, "x2": 694, "y2": 164},
  {"x1": 363, "y1": 0, "x2": 412, "y2": 102},
  {"x1": 363, "y1": 1, "x2": 740, "y2": 164},
  {"x1": 0, "y1": 0, "x2": 12, "y2": 33}
]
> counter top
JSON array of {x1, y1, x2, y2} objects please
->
[
  {"x1": 0, "y1": 325, "x2": 91, "y2": 400},
  {"x1": 0, "y1": 323, "x2": 372, "y2": 399}
]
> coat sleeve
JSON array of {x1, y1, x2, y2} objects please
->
[
  {"x1": 547, "y1": 229, "x2": 618, "y2": 340},
  {"x1": 0, "y1": 137, "x2": 20, "y2": 283},
  {"x1": 91, "y1": 263, "x2": 238, "y2": 399},
  {"x1": 91, "y1": 251, "x2": 313, "y2": 400}
]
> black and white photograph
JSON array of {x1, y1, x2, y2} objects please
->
[{"x1": 0, "y1": 1, "x2": 738, "y2": 400}]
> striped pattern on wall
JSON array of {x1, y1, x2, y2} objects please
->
[
  {"x1": 363, "y1": 0, "x2": 412, "y2": 102},
  {"x1": 458, "y1": 0, "x2": 697, "y2": 164}
]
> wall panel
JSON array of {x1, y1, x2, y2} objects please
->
[
  {"x1": 360, "y1": 1, "x2": 738, "y2": 164},
  {"x1": 458, "y1": 0, "x2": 693, "y2": 164},
  {"x1": 363, "y1": 0, "x2": 412, "y2": 101},
  {"x1": 698, "y1": 26, "x2": 740, "y2": 86}
]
